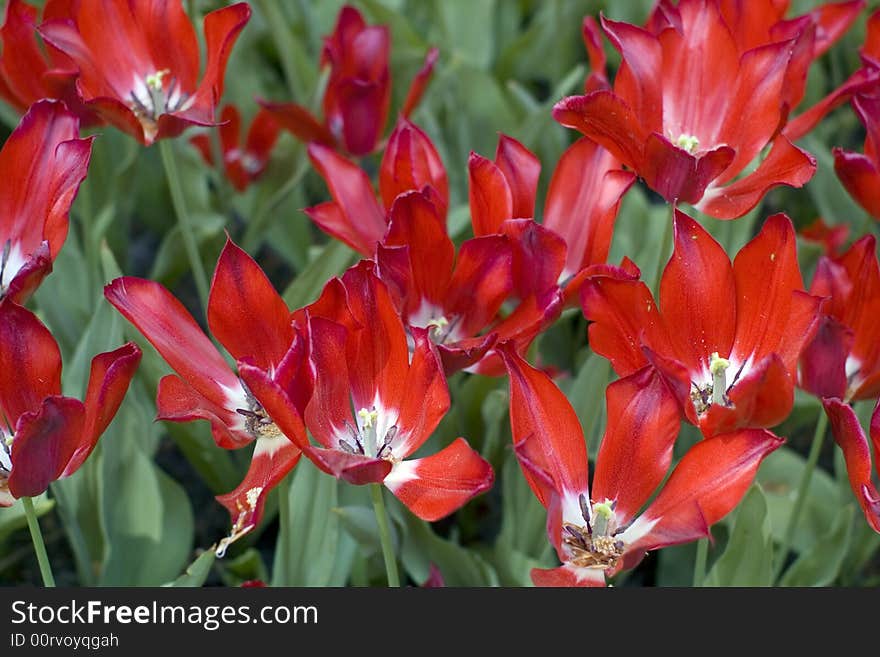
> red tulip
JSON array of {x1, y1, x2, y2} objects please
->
[
  {"x1": 190, "y1": 104, "x2": 280, "y2": 192},
  {"x1": 260, "y1": 4, "x2": 438, "y2": 157},
  {"x1": 0, "y1": 0, "x2": 101, "y2": 125},
  {"x1": 0, "y1": 100, "x2": 92, "y2": 304},
  {"x1": 291, "y1": 260, "x2": 494, "y2": 521},
  {"x1": 833, "y1": 92, "x2": 880, "y2": 219},
  {"x1": 0, "y1": 299, "x2": 140, "y2": 505},
  {"x1": 377, "y1": 190, "x2": 560, "y2": 375},
  {"x1": 500, "y1": 344, "x2": 782, "y2": 587},
  {"x1": 104, "y1": 239, "x2": 307, "y2": 553},
  {"x1": 582, "y1": 210, "x2": 821, "y2": 437},
  {"x1": 39, "y1": 0, "x2": 251, "y2": 145},
  {"x1": 305, "y1": 116, "x2": 446, "y2": 256},
  {"x1": 799, "y1": 234, "x2": 880, "y2": 402},
  {"x1": 553, "y1": 0, "x2": 817, "y2": 218},
  {"x1": 799, "y1": 217, "x2": 849, "y2": 257}
]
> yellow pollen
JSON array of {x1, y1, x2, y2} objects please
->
[
  {"x1": 358, "y1": 408, "x2": 378, "y2": 429},
  {"x1": 145, "y1": 69, "x2": 170, "y2": 90},
  {"x1": 676, "y1": 133, "x2": 700, "y2": 154},
  {"x1": 709, "y1": 352, "x2": 730, "y2": 375},
  {"x1": 245, "y1": 487, "x2": 263, "y2": 509},
  {"x1": 770, "y1": 253, "x2": 776, "y2": 262}
]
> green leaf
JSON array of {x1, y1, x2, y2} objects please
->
[
  {"x1": 164, "y1": 548, "x2": 217, "y2": 587},
  {"x1": 334, "y1": 504, "x2": 398, "y2": 557},
  {"x1": 436, "y1": 0, "x2": 495, "y2": 69},
  {"x1": 780, "y1": 505, "x2": 854, "y2": 587},
  {"x1": 271, "y1": 459, "x2": 345, "y2": 586},
  {"x1": 399, "y1": 509, "x2": 498, "y2": 586},
  {"x1": 282, "y1": 240, "x2": 356, "y2": 309},
  {"x1": 218, "y1": 547, "x2": 270, "y2": 587},
  {"x1": 705, "y1": 485, "x2": 773, "y2": 586}
]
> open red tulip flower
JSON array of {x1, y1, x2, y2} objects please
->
[
  {"x1": 500, "y1": 344, "x2": 783, "y2": 587},
  {"x1": 552, "y1": 0, "x2": 818, "y2": 218},
  {"x1": 378, "y1": 188, "x2": 559, "y2": 376},
  {"x1": 582, "y1": 210, "x2": 821, "y2": 437},
  {"x1": 260, "y1": 4, "x2": 438, "y2": 158},
  {"x1": 833, "y1": 92, "x2": 880, "y2": 219},
  {"x1": 190, "y1": 104, "x2": 280, "y2": 192},
  {"x1": 0, "y1": 0, "x2": 101, "y2": 125},
  {"x1": 0, "y1": 99, "x2": 92, "y2": 304},
  {"x1": 38, "y1": 0, "x2": 251, "y2": 145},
  {"x1": 104, "y1": 239, "x2": 308, "y2": 554},
  {"x1": 0, "y1": 299, "x2": 141, "y2": 505},
  {"x1": 800, "y1": 234, "x2": 880, "y2": 403},
  {"x1": 289, "y1": 260, "x2": 493, "y2": 521},
  {"x1": 305, "y1": 116, "x2": 447, "y2": 256}
]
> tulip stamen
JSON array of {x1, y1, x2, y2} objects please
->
[
  {"x1": 563, "y1": 496, "x2": 625, "y2": 570},
  {"x1": 675, "y1": 133, "x2": 700, "y2": 154},
  {"x1": 130, "y1": 70, "x2": 191, "y2": 139},
  {"x1": 235, "y1": 383, "x2": 283, "y2": 440}
]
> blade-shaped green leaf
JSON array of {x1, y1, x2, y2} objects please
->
[{"x1": 705, "y1": 485, "x2": 773, "y2": 587}]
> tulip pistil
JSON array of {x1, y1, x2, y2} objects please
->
[
  {"x1": 236, "y1": 386, "x2": 282, "y2": 440},
  {"x1": 129, "y1": 69, "x2": 190, "y2": 138}
]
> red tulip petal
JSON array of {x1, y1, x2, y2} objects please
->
[
  {"x1": 340, "y1": 262, "x2": 411, "y2": 414},
  {"x1": 8, "y1": 396, "x2": 85, "y2": 498},
  {"x1": 435, "y1": 333, "x2": 498, "y2": 375},
  {"x1": 236, "y1": 360, "x2": 309, "y2": 451},
  {"x1": 642, "y1": 134, "x2": 735, "y2": 205},
  {"x1": 2, "y1": 241, "x2": 52, "y2": 305},
  {"x1": 304, "y1": 316, "x2": 352, "y2": 450},
  {"x1": 699, "y1": 136, "x2": 817, "y2": 219},
  {"x1": 401, "y1": 46, "x2": 439, "y2": 118},
  {"x1": 600, "y1": 16, "x2": 663, "y2": 132},
  {"x1": 0, "y1": 300, "x2": 62, "y2": 425},
  {"x1": 543, "y1": 138, "x2": 634, "y2": 279},
  {"x1": 823, "y1": 398, "x2": 880, "y2": 533},
  {"x1": 731, "y1": 213, "x2": 819, "y2": 375},
  {"x1": 624, "y1": 428, "x2": 784, "y2": 551},
  {"x1": 380, "y1": 118, "x2": 448, "y2": 213},
  {"x1": 531, "y1": 565, "x2": 605, "y2": 587},
  {"x1": 302, "y1": 445, "x2": 392, "y2": 485},
  {"x1": 0, "y1": 99, "x2": 91, "y2": 262},
  {"x1": 798, "y1": 316, "x2": 853, "y2": 400},
  {"x1": 257, "y1": 99, "x2": 336, "y2": 147},
  {"x1": 207, "y1": 238, "x2": 292, "y2": 369},
  {"x1": 784, "y1": 66, "x2": 880, "y2": 142},
  {"x1": 500, "y1": 219, "x2": 566, "y2": 302},
  {"x1": 335, "y1": 77, "x2": 388, "y2": 156},
  {"x1": 591, "y1": 366, "x2": 681, "y2": 523},
  {"x1": 156, "y1": 374, "x2": 251, "y2": 451},
  {"x1": 444, "y1": 235, "x2": 514, "y2": 338},
  {"x1": 104, "y1": 276, "x2": 243, "y2": 410},
  {"x1": 307, "y1": 143, "x2": 386, "y2": 256},
  {"x1": 499, "y1": 344, "x2": 589, "y2": 507},
  {"x1": 495, "y1": 134, "x2": 540, "y2": 220},
  {"x1": 660, "y1": 209, "x2": 736, "y2": 375},
  {"x1": 390, "y1": 328, "x2": 450, "y2": 458},
  {"x1": 384, "y1": 437, "x2": 493, "y2": 521},
  {"x1": 383, "y1": 190, "x2": 454, "y2": 312},
  {"x1": 714, "y1": 40, "x2": 794, "y2": 182},
  {"x1": 66, "y1": 342, "x2": 142, "y2": 476},
  {"x1": 833, "y1": 148, "x2": 880, "y2": 218},
  {"x1": 186, "y1": 2, "x2": 251, "y2": 122},
  {"x1": 552, "y1": 91, "x2": 645, "y2": 170},
  {"x1": 0, "y1": 0, "x2": 53, "y2": 110},
  {"x1": 244, "y1": 107, "x2": 280, "y2": 164},
  {"x1": 657, "y1": 0, "x2": 739, "y2": 147},
  {"x1": 216, "y1": 434, "x2": 302, "y2": 552},
  {"x1": 468, "y1": 151, "x2": 513, "y2": 236},
  {"x1": 581, "y1": 16, "x2": 609, "y2": 91},
  {"x1": 580, "y1": 271, "x2": 659, "y2": 377}
]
